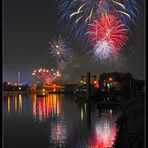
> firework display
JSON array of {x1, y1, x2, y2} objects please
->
[
  {"x1": 87, "y1": 14, "x2": 128, "y2": 59},
  {"x1": 48, "y1": 35, "x2": 71, "y2": 63},
  {"x1": 55, "y1": 0, "x2": 142, "y2": 60},
  {"x1": 57, "y1": 0, "x2": 140, "y2": 38},
  {"x1": 32, "y1": 68, "x2": 60, "y2": 84}
]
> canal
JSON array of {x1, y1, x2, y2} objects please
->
[{"x1": 3, "y1": 93, "x2": 121, "y2": 148}]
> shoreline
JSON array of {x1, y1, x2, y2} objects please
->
[{"x1": 114, "y1": 94, "x2": 144, "y2": 148}]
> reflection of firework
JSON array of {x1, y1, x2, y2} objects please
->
[
  {"x1": 87, "y1": 14, "x2": 128, "y2": 59},
  {"x1": 49, "y1": 120, "x2": 68, "y2": 146},
  {"x1": 48, "y1": 35, "x2": 71, "y2": 63},
  {"x1": 57, "y1": 0, "x2": 141, "y2": 41},
  {"x1": 32, "y1": 94, "x2": 61, "y2": 122},
  {"x1": 89, "y1": 117, "x2": 117, "y2": 148},
  {"x1": 32, "y1": 68, "x2": 61, "y2": 84}
]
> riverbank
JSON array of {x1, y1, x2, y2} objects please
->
[
  {"x1": 114, "y1": 94, "x2": 145, "y2": 148},
  {"x1": 2, "y1": 91, "x2": 35, "y2": 94}
]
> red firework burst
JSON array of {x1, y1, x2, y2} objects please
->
[
  {"x1": 88, "y1": 14, "x2": 128, "y2": 55},
  {"x1": 32, "y1": 68, "x2": 60, "y2": 84}
]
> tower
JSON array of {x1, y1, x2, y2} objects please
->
[{"x1": 17, "y1": 72, "x2": 21, "y2": 86}]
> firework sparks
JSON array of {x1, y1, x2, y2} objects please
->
[
  {"x1": 48, "y1": 35, "x2": 71, "y2": 63},
  {"x1": 87, "y1": 14, "x2": 128, "y2": 58},
  {"x1": 56, "y1": 0, "x2": 141, "y2": 42},
  {"x1": 93, "y1": 40, "x2": 114, "y2": 59},
  {"x1": 32, "y1": 68, "x2": 61, "y2": 84}
]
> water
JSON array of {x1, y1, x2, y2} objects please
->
[{"x1": 3, "y1": 93, "x2": 120, "y2": 148}]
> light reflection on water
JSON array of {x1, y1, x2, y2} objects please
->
[
  {"x1": 89, "y1": 115, "x2": 117, "y2": 148},
  {"x1": 31, "y1": 94, "x2": 61, "y2": 122},
  {"x1": 3, "y1": 94, "x2": 119, "y2": 148},
  {"x1": 49, "y1": 119, "x2": 68, "y2": 147}
]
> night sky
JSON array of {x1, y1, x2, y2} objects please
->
[{"x1": 3, "y1": 0, "x2": 145, "y2": 84}]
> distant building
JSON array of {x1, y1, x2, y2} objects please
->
[
  {"x1": 2, "y1": 82, "x2": 30, "y2": 91},
  {"x1": 99, "y1": 72, "x2": 145, "y2": 94}
]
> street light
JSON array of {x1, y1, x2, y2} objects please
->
[
  {"x1": 109, "y1": 77, "x2": 112, "y2": 81},
  {"x1": 83, "y1": 81, "x2": 86, "y2": 85},
  {"x1": 93, "y1": 80, "x2": 97, "y2": 84}
]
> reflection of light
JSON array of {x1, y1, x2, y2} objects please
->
[
  {"x1": 32, "y1": 94, "x2": 37, "y2": 120},
  {"x1": 43, "y1": 98, "x2": 46, "y2": 119},
  {"x1": 47, "y1": 95, "x2": 53, "y2": 117},
  {"x1": 19, "y1": 87, "x2": 21, "y2": 90},
  {"x1": 38, "y1": 100, "x2": 43, "y2": 121},
  {"x1": 84, "y1": 103, "x2": 86, "y2": 112},
  {"x1": 7, "y1": 96, "x2": 11, "y2": 113},
  {"x1": 109, "y1": 109, "x2": 112, "y2": 117},
  {"x1": 32, "y1": 94, "x2": 61, "y2": 121},
  {"x1": 89, "y1": 118, "x2": 117, "y2": 148},
  {"x1": 19, "y1": 94, "x2": 22, "y2": 112},
  {"x1": 80, "y1": 107, "x2": 84, "y2": 121},
  {"x1": 50, "y1": 121, "x2": 67, "y2": 145},
  {"x1": 14, "y1": 95, "x2": 17, "y2": 112},
  {"x1": 53, "y1": 94, "x2": 57, "y2": 115},
  {"x1": 57, "y1": 96, "x2": 60, "y2": 116}
]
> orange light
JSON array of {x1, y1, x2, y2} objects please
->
[
  {"x1": 94, "y1": 80, "x2": 97, "y2": 84},
  {"x1": 19, "y1": 94, "x2": 22, "y2": 112},
  {"x1": 83, "y1": 81, "x2": 86, "y2": 85},
  {"x1": 7, "y1": 96, "x2": 11, "y2": 113},
  {"x1": 109, "y1": 77, "x2": 112, "y2": 81}
]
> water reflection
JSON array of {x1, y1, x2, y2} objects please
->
[
  {"x1": 18, "y1": 94, "x2": 22, "y2": 113},
  {"x1": 14, "y1": 95, "x2": 17, "y2": 112},
  {"x1": 89, "y1": 108, "x2": 117, "y2": 148},
  {"x1": 81, "y1": 107, "x2": 84, "y2": 121},
  {"x1": 49, "y1": 120, "x2": 68, "y2": 147},
  {"x1": 7, "y1": 96, "x2": 11, "y2": 113},
  {"x1": 3, "y1": 94, "x2": 119, "y2": 148},
  {"x1": 89, "y1": 118, "x2": 117, "y2": 148},
  {"x1": 5, "y1": 94, "x2": 23, "y2": 114},
  {"x1": 31, "y1": 94, "x2": 62, "y2": 122}
]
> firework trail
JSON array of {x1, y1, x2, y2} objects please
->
[{"x1": 32, "y1": 68, "x2": 61, "y2": 84}]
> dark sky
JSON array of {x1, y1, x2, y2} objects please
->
[{"x1": 3, "y1": 0, "x2": 145, "y2": 84}]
